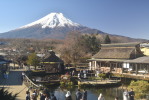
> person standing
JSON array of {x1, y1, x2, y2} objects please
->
[
  {"x1": 98, "y1": 93, "x2": 105, "y2": 100},
  {"x1": 129, "y1": 88, "x2": 135, "y2": 100},
  {"x1": 26, "y1": 90, "x2": 30, "y2": 100},
  {"x1": 78, "y1": 73, "x2": 81, "y2": 79},
  {"x1": 40, "y1": 91, "x2": 46, "y2": 100},
  {"x1": 3, "y1": 71, "x2": 6, "y2": 79},
  {"x1": 31, "y1": 90, "x2": 37, "y2": 100},
  {"x1": 22, "y1": 72, "x2": 25, "y2": 80},
  {"x1": 76, "y1": 89, "x2": 82, "y2": 100},
  {"x1": 51, "y1": 94, "x2": 57, "y2": 100},
  {"x1": 45, "y1": 94, "x2": 50, "y2": 100},
  {"x1": 82, "y1": 89, "x2": 87, "y2": 100},
  {"x1": 65, "y1": 91, "x2": 72, "y2": 100},
  {"x1": 6, "y1": 71, "x2": 9, "y2": 79},
  {"x1": 72, "y1": 70, "x2": 75, "y2": 76},
  {"x1": 123, "y1": 89, "x2": 129, "y2": 100}
]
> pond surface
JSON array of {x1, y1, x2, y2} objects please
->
[{"x1": 46, "y1": 86, "x2": 124, "y2": 100}]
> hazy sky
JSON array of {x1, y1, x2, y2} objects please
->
[{"x1": 0, "y1": 0, "x2": 149, "y2": 39}]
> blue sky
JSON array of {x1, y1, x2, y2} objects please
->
[{"x1": 0, "y1": 0, "x2": 149, "y2": 39}]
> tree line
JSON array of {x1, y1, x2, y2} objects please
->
[{"x1": 0, "y1": 31, "x2": 111, "y2": 68}]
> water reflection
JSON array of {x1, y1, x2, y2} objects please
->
[{"x1": 47, "y1": 86, "x2": 124, "y2": 100}]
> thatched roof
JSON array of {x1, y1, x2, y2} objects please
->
[
  {"x1": 43, "y1": 51, "x2": 63, "y2": 63},
  {"x1": 125, "y1": 56, "x2": 149, "y2": 63},
  {"x1": 101, "y1": 42, "x2": 140, "y2": 47},
  {"x1": 92, "y1": 43, "x2": 144, "y2": 59},
  {"x1": 88, "y1": 58, "x2": 126, "y2": 62}
]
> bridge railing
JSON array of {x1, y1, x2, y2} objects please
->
[{"x1": 23, "y1": 74, "x2": 40, "y2": 90}]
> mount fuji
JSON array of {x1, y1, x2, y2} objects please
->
[
  {"x1": 0, "y1": 12, "x2": 147, "y2": 42},
  {"x1": 21, "y1": 13, "x2": 80, "y2": 29},
  {"x1": 0, "y1": 13, "x2": 104, "y2": 39}
]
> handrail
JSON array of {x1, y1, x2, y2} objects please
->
[{"x1": 24, "y1": 74, "x2": 40, "y2": 88}]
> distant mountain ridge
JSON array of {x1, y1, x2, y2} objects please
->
[
  {"x1": 0, "y1": 13, "x2": 104, "y2": 39},
  {"x1": 0, "y1": 12, "x2": 148, "y2": 42}
]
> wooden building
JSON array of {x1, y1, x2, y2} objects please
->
[
  {"x1": 88, "y1": 42, "x2": 149, "y2": 75},
  {"x1": 42, "y1": 51, "x2": 64, "y2": 74},
  {"x1": 124, "y1": 56, "x2": 149, "y2": 74}
]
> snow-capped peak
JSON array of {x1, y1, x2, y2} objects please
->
[{"x1": 21, "y1": 12, "x2": 81, "y2": 28}]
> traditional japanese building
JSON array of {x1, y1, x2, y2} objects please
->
[
  {"x1": 42, "y1": 50, "x2": 64, "y2": 74},
  {"x1": 88, "y1": 42, "x2": 149, "y2": 74}
]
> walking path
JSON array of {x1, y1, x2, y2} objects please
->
[{"x1": 0, "y1": 69, "x2": 28, "y2": 100}]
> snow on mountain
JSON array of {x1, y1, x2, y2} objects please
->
[
  {"x1": 21, "y1": 12, "x2": 81, "y2": 29},
  {"x1": 0, "y1": 12, "x2": 147, "y2": 43},
  {"x1": 0, "y1": 12, "x2": 104, "y2": 39}
]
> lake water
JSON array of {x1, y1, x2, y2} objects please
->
[{"x1": 47, "y1": 86, "x2": 124, "y2": 100}]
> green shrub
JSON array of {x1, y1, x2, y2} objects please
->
[
  {"x1": 128, "y1": 80, "x2": 149, "y2": 99},
  {"x1": 67, "y1": 82, "x2": 73, "y2": 86},
  {"x1": 98, "y1": 73, "x2": 106, "y2": 79},
  {"x1": 60, "y1": 82, "x2": 65, "y2": 86}
]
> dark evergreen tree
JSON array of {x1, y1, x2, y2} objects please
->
[
  {"x1": 80, "y1": 34, "x2": 100, "y2": 55},
  {"x1": 104, "y1": 35, "x2": 111, "y2": 44},
  {"x1": 0, "y1": 88, "x2": 17, "y2": 100}
]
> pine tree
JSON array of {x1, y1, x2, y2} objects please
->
[
  {"x1": 104, "y1": 35, "x2": 111, "y2": 44},
  {"x1": 80, "y1": 34, "x2": 100, "y2": 55}
]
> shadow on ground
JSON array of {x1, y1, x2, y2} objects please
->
[{"x1": 0, "y1": 71, "x2": 23, "y2": 85}]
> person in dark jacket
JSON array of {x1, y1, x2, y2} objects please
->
[
  {"x1": 82, "y1": 89, "x2": 87, "y2": 100},
  {"x1": 76, "y1": 89, "x2": 82, "y2": 100},
  {"x1": 65, "y1": 91, "x2": 72, "y2": 100},
  {"x1": 26, "y1": 90, "x2": 30, "y2": 100},
  {"x1": 129, "y1": 88, "x2": 135, "y2": 100},
  {"x1": 40, "y1": 92, "x2": 46, "y2": 100},
  {"x1": 51, "y1": 94, "x2": 57, "y2": 100}
]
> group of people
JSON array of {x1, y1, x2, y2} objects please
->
[
  {"x1": 123, "y1": 88, "x2": 135, "y2": 100},
  {"x1": 26, "y1": 88, "x2": 134, "y2": 100},
  {"x1": 78, "y1": 70, "x2": 88, "y2": 79},
  {"x1": 40, "y1": 92, "x2": 57, "y2": 100},
  {"x1": 98, "y1": 88, "x2": 135, "y2": 100},
  {"x1": 26, "y1": 88, "x2": 57, "y2": 100},
  {"x1": 75, "y1": 89, "x2": 87, "y2": 100},
  {"x1": 26, "y1": 88, "x2": 87, "y2": 100},
  {"x1": 65, "y1": 89, "x2": 87, "y2": 100},
  {"x1": 26, "y1": 89, "x2": 39, "y2": 100},
  {"x1": 63, "y1": 89, "x2": 87, "y2": 100}
]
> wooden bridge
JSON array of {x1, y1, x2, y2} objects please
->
[{"x1": 23, "y1": 74, "x2": 40, "y2": 89}]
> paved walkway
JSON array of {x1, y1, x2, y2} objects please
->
[{"x1": 0, "y1": 69, "x2": 28, "y2": 100}]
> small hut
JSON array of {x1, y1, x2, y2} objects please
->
[{"x1": 42, "y1": 50, "x2": 64, "y2": 74}]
